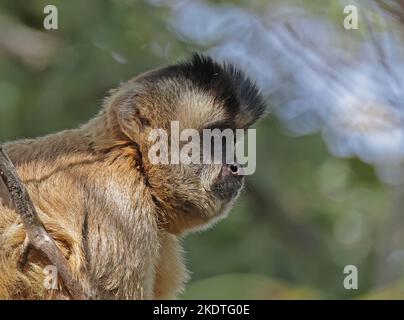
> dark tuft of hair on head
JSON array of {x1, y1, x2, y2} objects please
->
[
  {"x1": 151, "y1": 53, "x2": 266, "y2": 126},
  {"x1": 184, "y1": 54, "x2": 266, "y2": 123}
]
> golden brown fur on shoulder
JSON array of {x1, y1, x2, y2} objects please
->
[{"x1": 0, "y1": 54, "x2": 265, "y2": 299}]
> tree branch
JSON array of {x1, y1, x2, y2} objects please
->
[{"x1": 0, "y1": 146, "x2": 89, "y2": 300}]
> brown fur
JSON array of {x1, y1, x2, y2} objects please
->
[{"x1": 0, "y1": 55, "x2": 265, "y2": 299}]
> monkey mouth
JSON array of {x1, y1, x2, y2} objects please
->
[{"x1": 211, "y1": 176, "x2": 244, "y2": 200}]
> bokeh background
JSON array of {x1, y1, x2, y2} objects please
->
[{"x1": 1, "y1": 0, "x2": 404, "y2": 299}]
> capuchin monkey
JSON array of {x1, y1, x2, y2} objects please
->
[{"x1": 0, "y1": 54, "x2": 266, "y2": 299}]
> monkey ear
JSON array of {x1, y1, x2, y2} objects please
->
[
  {"x1": 116, "y1": 102, "x2": 143, "y2": 142},
  {"x1": 105, "y1": 87, "x2": 146, "y2": 142}
]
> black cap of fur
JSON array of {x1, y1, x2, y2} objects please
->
[{"x1": 147, "y1": 53, "x2": 266, "y2": 127}]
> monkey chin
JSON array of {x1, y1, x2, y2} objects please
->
[
  {"x1": 183, "y1": 182, "x2": 245, "y2": 235},
  {"x1": 201, "y1": 193, "x2": 243, "y2": 234}
]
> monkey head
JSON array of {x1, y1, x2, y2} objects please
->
[{"x1": 102, "y1": 54, "x2": 266, "y2": 234}]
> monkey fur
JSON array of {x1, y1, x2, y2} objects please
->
[{"x1": 0, "y1": 54, "x2": 265, "y2": 299}]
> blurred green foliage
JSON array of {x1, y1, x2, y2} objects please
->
[{"x1": 0, "y1": 0, "x2": 402, "y2": 299}]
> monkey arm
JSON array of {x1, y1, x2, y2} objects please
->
[
  {"x1": 82, "y1": 182, "x2": 161, "y2": 299},
  {"x1": 154, "y1": 231, "x2": 188, "y2": 299}
]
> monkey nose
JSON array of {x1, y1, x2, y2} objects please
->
[{"x1": 226, "y1": 163, "x2": 243, "y2": 177}]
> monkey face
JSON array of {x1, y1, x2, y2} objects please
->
[{"x1": 106, "y1": 54, "x2": 266, "y2": 233}]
